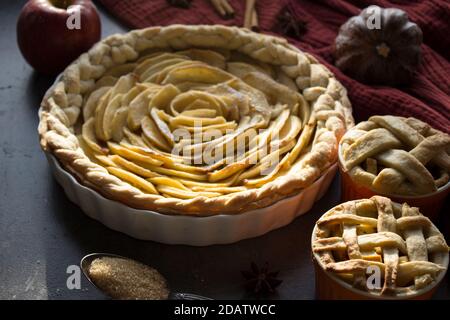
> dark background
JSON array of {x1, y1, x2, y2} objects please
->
[{"x1": 0, "y1": 0, "x2": 449, "y2": 300}]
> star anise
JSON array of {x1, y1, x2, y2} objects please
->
[
  {"x1": 167, "y1": 0, "x2": 192, "y2": 9},
  {"x1": 241, "y1": 262, "x2": 282, "y2": 295},
  {"x1": 276, "y1": 10, "x2": 307, "y2": 39}
]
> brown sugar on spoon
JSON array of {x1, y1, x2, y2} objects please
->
[{"x1": 88, "y1": 256, "x2": 170, "y2": 300}]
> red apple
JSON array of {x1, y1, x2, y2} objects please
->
[{"x1": 17, "y1": 0, "x2": 101, "y2": 75}]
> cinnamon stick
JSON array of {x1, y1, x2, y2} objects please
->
[
  {"x1": 250, "y1": 7, "x2": 259, "y2": 31},
  {"x1": 210, "y1": 0, "x2": 234, "y2": 18},
  {"x1": 244, "y1": 0, "x2": 256, "y2": 29}
]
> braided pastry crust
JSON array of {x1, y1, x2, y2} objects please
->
[
  {"x1": 313, "y1": 196, "x2": 448, "y2": 296},
  {"x1": 39, "y1": 25, "x2": 353, "y2": 216}
]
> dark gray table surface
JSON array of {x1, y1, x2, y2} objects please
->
[{"x1": 1, "y1": 0, "x2": 449, "y2": 300}]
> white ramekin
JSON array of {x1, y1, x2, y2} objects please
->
[{"x1": 46, "y1": 152, "x2": 337, "y2": 245}]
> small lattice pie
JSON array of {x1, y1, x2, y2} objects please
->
[
  {"x1": 340, "y1": 115, "x2": 450, "y2": 196},
  {"x1": 38, "y1": 25, "x2": 353, "y2": 216},
  {"x1": 313, "y1": 196, "x2": 449, "y2": 296}
]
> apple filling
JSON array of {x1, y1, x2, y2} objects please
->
[{"x1": 77, "y1": 49, "x2": 316, "y2": 199}]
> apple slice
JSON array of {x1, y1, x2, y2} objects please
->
[
  {"x1": 95, "y1": 75, "x2": 135, "y2": 141},
  {"x1": 110, "y1": 155, "x2": 160, "y2": 179},
  {"x1": 226, "y1": 62, "x2": 269, "y2": 78},
  {"x1": 77, "y1": 135, "x2": 101, "y2": 161},
  {"x1": 94, "y1": 155, "x2": 118, "y2": 167},
  {"x1": 169, "y1": 114, "x2": 227, "y2": 128},
  {"x1": 140, "y1": 58, "x2": 189, "y2": 82},
  {"x1": 82, "y1": 117, "x2": 106, "y2": 154},
  {"x1": 156, "y1": 185, "x2": 220, "y2": 199},
  {"x1": 120, "y1": 86, "x2": 141, "y2": 107},
  {"x1": 127, "y1": 85, "x2": 161, "y2": 130},
  {"x1": 162, "y1": 63, "x2": 232, "y2": 85},
  {"x1": 173, "y1": 82, "x2": 209, "y2": 92},
  {"x1": 102, "y1": 93, "x2": 123, "y2": 141},
  {"x1": 147, "y1": 61, "x2": 197, "y2": 84},
  {"x1": 148, "y1": 84, "x2": 180, "y2": 112},
  {"x1": 150, "y1": 108, "x2": 174, "y2": 147},
  {"x1": 110, "y1": 106, "x2": 129, "y2": 142},
  {"x1": 180, "y1": 109, "x2": 217, "y2": 118},
  {"x1": 109, "y1": 74, "x2": 136, "y2": 98},
  {"x1": 106, "y1": 166, "x2": 158, "y2": 194},
  {"x1": 135, "y1": 53, "x2": 189, "y2": 76},
  {"x1": 148, "y1": 176, "x2": 190, "y2": 191},
  {"x1": 242, "y1": 71, "x2": 299, "y2": 108},
  {"x1": 83, "y1": 86, "x2": 111, "y2": 121},
  {"x1": 141, "y1": 115, "x2": 172, "y2": 152},
  {"x1": 107, "y1": 141, "x2": 163, "y2": 167},
  {"x1": 123, "y1": 127, "x2": 148, "y2": 148},
  {"x1": 176, "y1": 49, "x2": 226, "y2": 69},
  {"x1": 240, "y1": 139, "x2": 296, "y2": 184},
  {"x1": 175, "y1": 121, "x2": 237, "y2": 133},
  {"x1": 170, "y1": 91, "x2": 223, "y2": 116},
  {"x1": 271, "y1": 115, "x2": 302, "y2": 150}
]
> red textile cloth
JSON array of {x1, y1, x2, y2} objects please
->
[{"x1": 97, "y1": 0, "x2": 450, "y2": 133}]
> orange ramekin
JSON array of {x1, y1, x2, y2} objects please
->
[
  {"x1": 311, "y1": 223, "x2": 449, "y2": 300},
  {"x1": 312, "y1": 257, "x2": 440, "y2": 300},
  {"x1": 338, "y1": 145, "x2": 450, "y2": 222}
]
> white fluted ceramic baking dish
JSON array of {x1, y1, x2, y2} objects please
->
[
  {"x1": 45, "y1": 152, "x2": 337, "y2": 245},
  {"x1": 40, "y1": 64, "x2": 341, "y2": 246}
]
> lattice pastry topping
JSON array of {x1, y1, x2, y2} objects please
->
[
  {"x1": 313, "y1": 196, "x2": 449, "y2": 296},
  {"x1": 340, "y1": 115, "x2": 450, "y2": 196},
  {"x1": 38, "y1": 25, "x2": 353, "y2": 215}
]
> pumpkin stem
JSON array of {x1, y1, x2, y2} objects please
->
[{"x1": 376, "y1": 43, "x2": 390, "y2": 58}]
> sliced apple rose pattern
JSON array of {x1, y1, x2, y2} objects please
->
[{"x1": 39, "y1": 25, "x2": 353, "y2": 215}]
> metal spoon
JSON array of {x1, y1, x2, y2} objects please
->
[{"x1": 80, "y1": 253, "x2": 212, "y2": 300}]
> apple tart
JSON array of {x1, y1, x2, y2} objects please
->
[
  {"x1": 312, "y1": 196, "x2": 449, "y2": 297},
  {"x1": 340, "y1": 115, "x2": 450, "y2": 196},
  {"x1": 39, "y1": 25, "x2": 353, "y2": 215}
]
